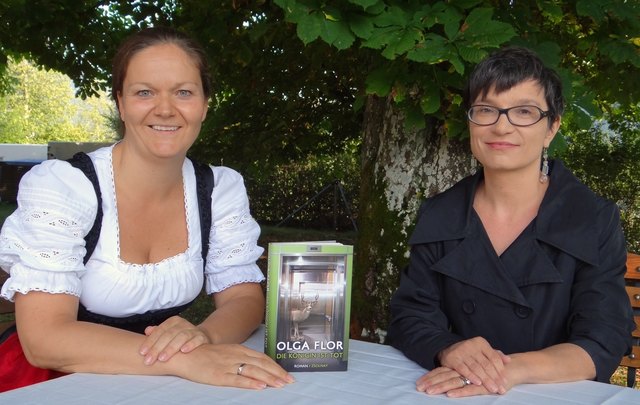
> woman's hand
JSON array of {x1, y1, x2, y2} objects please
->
[
  {"x1": 437, "y1": 336, "x2": 511, "y2": 394},
  {"x1": 177, "y1": 343, "x2": 295, "y2": 390},
  {"x1": 139, "y1": 316, "x2": 211, "y2": 365},
  {"x1": 416, "y1": 366, "x2": 506, "y2": 398}
]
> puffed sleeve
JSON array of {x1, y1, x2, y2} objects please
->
[
  {"x1": 204, "y1": 166, "x2": 265, "y2": 293},
  {"x1": 0, "y1": 160, "x2": 98, "y2": 301}
]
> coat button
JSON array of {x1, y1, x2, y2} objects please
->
[
  {"x1": 514, "y1": 305, "x2": 531, "y2": 318},
  {"x1": 462, "y1": 300, "x2": 476, "y2": 314}
]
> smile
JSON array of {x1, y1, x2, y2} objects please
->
[
  {"x1": 150, "y1": 125, "x2": 180, "y2": 131},
  {"x1": 487, "y1": 142, "x2": 517, "y2": 149}
]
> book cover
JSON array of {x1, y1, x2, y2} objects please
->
[{"x1": 264, "y1": 241, "x2": 353, "y2": 372}]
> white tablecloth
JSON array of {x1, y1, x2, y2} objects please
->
[{"x1": 2, "y1": 326, "x2": 639, "y2": 404}]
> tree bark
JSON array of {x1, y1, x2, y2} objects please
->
[{"x1": 352, "y1": 95, "x2": 476, "y2": 342}]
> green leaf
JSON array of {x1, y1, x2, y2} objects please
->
[
  {"x1": 350, "y1": 14, "x2": 375, "y2": 39},
  {"x1": 323, "y1": 5, "x2": 344, "y2": 22},
  {"x1": 404, "y1": 104, "x2": 426, "y2": 130},
  {"x1": 392, "y1": 83, "x2": 406, "y2": 103},
  {"x1": 385, "y1": 28, "x2": 422, "y2": 59},
  {"x1": 277, "y1": 0, "x2": 315, "y2": 24},
  {"x1": 407, "y1": 34, "x2": 447, "y2": 63},
  {"x1": 445, "y1": 115, "x2": 468, "y2": 139},
  {"x1": 456, "y1": 45, "x2": 488, "y2": 63},
  {"x1": 420, "y1": 86, "x2": 440, "y2": 114},
  {"x1": 349, "y1": 0, "x2": 381, "y2": 10},
  {"x1": 273, "y1": 0, "x2": 293, "y2": 11},
  {"x1": 576, "y1": 0, "x2": 606, "y2": 23},
  {"x1": 362, "y1": 26, "x2": 399, "y2": 50},
  {"x1": 363, "y1": 1, "x2": 386, "y2": 15},
  {"x1": 415, "y1": 4, "x2": 436, "y2": 29},
  {"x1": 600, "y1": 39, "x2": 640, "y2": 66},
  {"x1": 548, "y1": 133, "x2": 567, "y2": 156},
  {"x1": 321, "y1": 19, "x2": 356, "y2": 50},
  {"x1": 353, "y1": 94, "x2": 366, "y2": 111},
  {"x1": 461, "y1": 8, "x2": 516, "y2": 47},
  {"x1": 530, "y1": 42, "x2": 562, "y2": 67},
  {"x1": 447, "y1": 0, "x2": 484, "y2": 8},
  {"x1": 297, "y1": 12, "x2": 323, "y2": 45},
  {"x1": 436, "y1": 6, "x2": 464, "y2": 40},
  {"x1": 365, "y1": 68, "x2": 394, "y2": 96},
  {"x1": 448, "y1": 52, "x2": 465, "y2": 75},
  {"x1": 373, "y1": 5, "x2": 409, "y2": 27},
  {"x1": 443, "y1": 20, "x2": 460, "y2": 41}
]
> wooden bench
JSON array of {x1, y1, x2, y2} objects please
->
[{"x1": 621, "y1": 252, "x2": 640, "y2": 388}]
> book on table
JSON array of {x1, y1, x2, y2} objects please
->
[{"x1": 264, "y1": 241, "x2": 353, "y2": 372}]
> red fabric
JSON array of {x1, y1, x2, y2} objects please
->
[{"x1": 0, "y1": 329, "x2": 67, "y2": 392}]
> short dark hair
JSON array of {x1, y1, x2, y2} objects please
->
[
  {"x1": 463, "y1": 47, "x2": 564, "y2": 126},
  {"x1": 111, "y1": 26, "x2": 212, "y2": 112}
]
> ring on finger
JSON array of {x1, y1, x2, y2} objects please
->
[
  {"x1": 237, "y1": 363, "x2": 246, "y2": 376},
  {"x1": 459, "y1": 376, "x2": 472, "y2": 387}
]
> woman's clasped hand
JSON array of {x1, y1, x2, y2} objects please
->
[
  {"x1": 136, "y1": 316, "x2": 294, "y2": 389},
  {"x1": 417, "y1": 337, "x2": 512, "y2": 397},
  {"x1": 173, "y1": 343, "x2": 294, "y2": 390},
  {"x1": 140, "y1": 316, "x2": 212, "y2": 364},
  {"x1": 438, "y1": 337, "x2": 510, "y2": 394}
]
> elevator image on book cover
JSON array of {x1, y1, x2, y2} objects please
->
[{"x1": 265, "y1": 242, "x2": 352, "y2": 372}]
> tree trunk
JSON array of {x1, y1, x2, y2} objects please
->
[{"x1": 351, "y1": 95, "x2": 476, "y2": 342}]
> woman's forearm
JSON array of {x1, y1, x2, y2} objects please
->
[
  {"x1": 198, "y1": 283, "x2": 264, "y2": 344},
  {"x1": 19, "y1": 318, "x2": 186, "y2": 376},
  {"x1": 507, "y1": 343, "x2": 596, "y2": 385},
  {"x1": 16, "y1": 292, "x2": 192, "y2": 377}
]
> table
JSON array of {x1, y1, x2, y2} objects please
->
[{"x1": 2, "y1": 327, "x2": 640, "y2": 404}]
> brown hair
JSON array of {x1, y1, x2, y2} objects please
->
[{"x1": 111, "y1": 26, "x2": 212, "y2": 112}]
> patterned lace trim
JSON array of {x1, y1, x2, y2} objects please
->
[
  {"x1": 215, "y1": 213, "x2": 252, "y2": 230},
  {"x1": 210, "y1": 212, "x2": 256, "y2": 261},
  {"x1": 24, "y1": 210, "x2": 84, "y2": 238},
  {"x1": 3, "y1": 285, "x2": 80, "y2": 299},
  {"x1": 210, "y1": 242, "x2": 258, "y2": 262},
  {"x1": 4, "y1": 210, "x2": 85, "y2": 266}
]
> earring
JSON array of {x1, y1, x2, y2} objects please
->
[{"x1": 539, "y1": 147, "x2": 549, "y2": 183}]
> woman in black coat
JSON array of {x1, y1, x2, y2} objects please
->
[{"x1": 387, "y1": 47, "x2": 634, "y2": 398}]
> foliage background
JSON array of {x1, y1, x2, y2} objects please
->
[
  {"x1": 245, "y1": 141, "x2": 360, "y2": 230},
  {"x1": 558, "y1": 105, "x2": 640, "y2": 253},
  {"x1": 0, "y1": 58, "x2": 116, "y2": 144},
  {"x1": 0, "y1": 1, "x2": 638, "y2": 386}
]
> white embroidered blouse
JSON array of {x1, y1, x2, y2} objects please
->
[{"x1": 0, "y1": 145, "x2": 264, "y2": 317}]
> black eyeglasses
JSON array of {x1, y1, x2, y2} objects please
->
[{"x1": 467, "y1": 105, "x2": 551, "y2": 127}]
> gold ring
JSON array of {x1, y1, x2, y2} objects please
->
[{"x1": 237, "y1": 363, "x2": 246, "y2": 376}]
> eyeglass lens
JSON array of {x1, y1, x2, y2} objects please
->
[{"x1": 468, "y1": 105, "x2": 545, "y2": 126}]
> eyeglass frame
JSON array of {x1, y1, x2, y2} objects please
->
[{"x1": 467, "y1": 104, "x2": 551, "y2": 127}]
